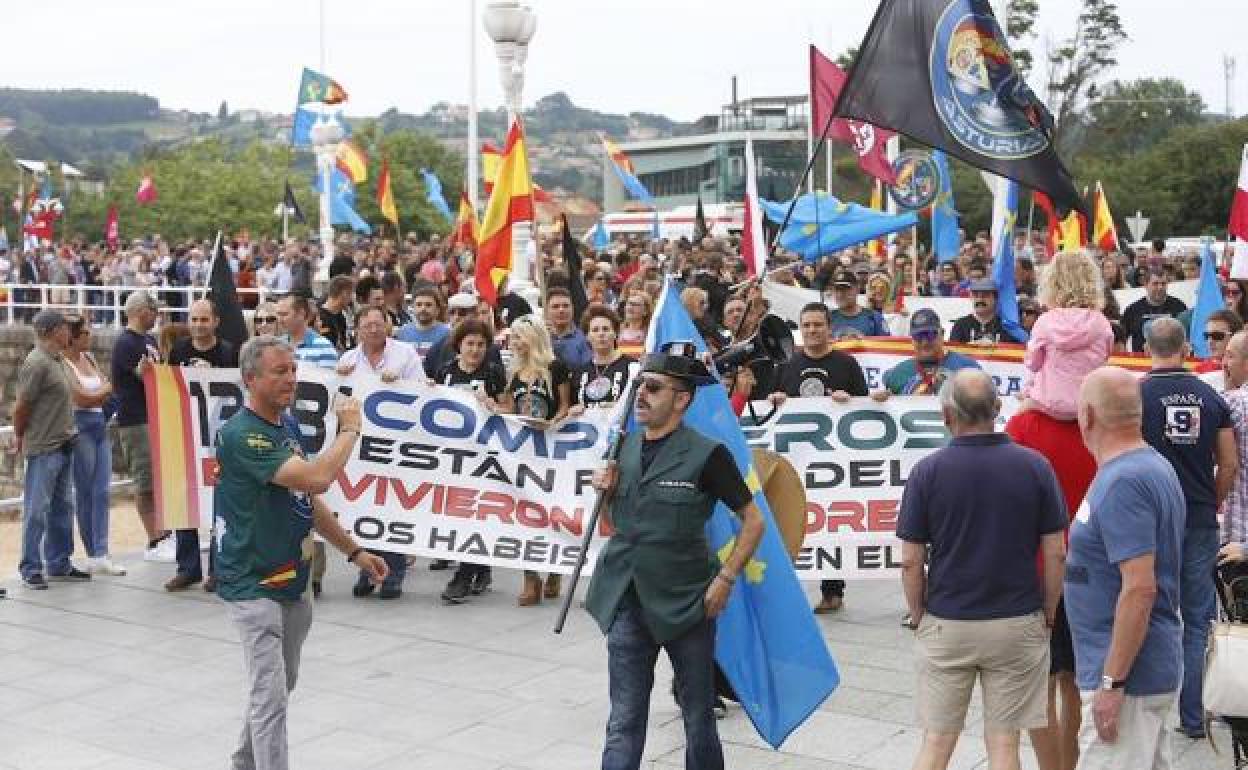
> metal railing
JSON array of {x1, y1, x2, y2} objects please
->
[{"x1": 0, "y1": 283, "x2": 272, "y2": 327}]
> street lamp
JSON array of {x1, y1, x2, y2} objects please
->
[
  {"x1": 310, "y1": 117, "x2": 344, "y2": 274},
  {"x1": 484, "y1": 1, "x2": 539, "y2": 306}
]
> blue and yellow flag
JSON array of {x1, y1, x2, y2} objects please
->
[
  {"x1": 1190, "y1": 238, "x2": 1223, "y2": 358},
  {"x1": 931, "y1": 150, "x2": 961, "y2": 263},
  {"x1": 759, "y1": 192, "x2": 917, "y2": 262},
  {"x1": 642, "y1": 281, "x2": 839, "y2": 749},
  {"x1": 991, "y1": 179, "x2": 1027, "y2": 343},
  {"x1": 312, "y1": 167, "x2": 371, "y2": 234}
]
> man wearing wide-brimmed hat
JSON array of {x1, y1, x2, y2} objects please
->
[{"x1": 586, "y1": 341, "x2": 765, "y2": 770}]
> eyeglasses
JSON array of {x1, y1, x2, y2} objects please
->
[
  {"x1": 1205, "y1": 331, "x2": 1230, "y2": 342},
  {"x1": 255, "y1": 316, "x2": 277, "y2": 324},
  {"x1": 1225, "y1": 288, "x2": 1243, "y2": 298},
  {"x1": 911, "y1": 329, "x2": 941, "y2": 343}
]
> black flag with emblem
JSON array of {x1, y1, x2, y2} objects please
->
[
  {"x1": 832, "y1": 0, "x2": 1083, "y2": 215},
  {"x1": 283, "y1": 180, "x2": 306, "y2": 224}
]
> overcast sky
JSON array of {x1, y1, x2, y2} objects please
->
[{"x1": 6, "y1": 1, "x2": 1246, "y2": 124}]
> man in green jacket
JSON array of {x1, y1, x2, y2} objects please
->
[{"x1": 586, "y1": 341, "x2": 765, "y2": 770}]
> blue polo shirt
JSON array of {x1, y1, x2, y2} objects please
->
[
  {"x1": 896, "y1": 432, "x2": 1068, "y2": 620},
  {"x1": 1140, "y1": 367, "x2": 1231, "y2": 529}
]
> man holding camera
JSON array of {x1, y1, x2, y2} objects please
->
[
  {"x1": 768, "y1": 302, "x2": 868, "y2": 612},
  {"x1": 587, "y1": 341, "x2": 764, "y2": 770}
]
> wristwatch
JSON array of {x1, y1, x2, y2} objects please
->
[{"x1": 1100, "y1": 675, "x2": 1126, "y2": 691}]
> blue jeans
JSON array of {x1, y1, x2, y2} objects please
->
[
  {"x1": 21, "y1": 446, "x2": 76, "y2": 580},
  {"x1": 72, "y1": 411, "x2": 111, "y2": 558},
  {"x1": 176, "y1": 529, "x2": 215, "y2": 580},
  {"x1": 602, "y1": 592, "x2": 722, "y2": 770},
  {"x1": 1179, "y1": 526, "x2": 1219, "y2": 732}
]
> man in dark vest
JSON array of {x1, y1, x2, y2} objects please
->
[{"x1": 586, "y1": 341, "x2": 765, "y2": 770}]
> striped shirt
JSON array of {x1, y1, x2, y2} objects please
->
[
  {"x1": 289, "y1": 329, "x2": 338, "y2": 370},
  {"x1": 1223, "y1": 384, "x2": 1248, "y2": 546}
]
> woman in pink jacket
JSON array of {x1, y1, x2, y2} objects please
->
[{"x1": 1023, "y1": 251, "x2": 1115, "y2": 420}]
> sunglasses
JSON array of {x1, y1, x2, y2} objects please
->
[
  {"x1": 1205, "y1": 331, "x2": 1229, "y2": 342},
  {"x1": 911, "y1": 329, "x2": 941, "y2": 343},
  {"x1": 639, "y1": 377, "x2": 687, "y2": 396},
  {"x1": 255, "y1": 316, "x2": 277, "y2": 324},
  {"x1": 1225, "y1": 288, "x2": 1243, "y2": 297}
]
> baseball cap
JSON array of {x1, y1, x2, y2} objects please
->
[
  {"x1": 832, "y1": 269, "x2": 857, "y2": 288},
  {"x1": 32, "y1": 309, "x2": 67, "y2": 336},
  {"x1": 910, "y1": 308, "x2": 942, "y2": 336}
]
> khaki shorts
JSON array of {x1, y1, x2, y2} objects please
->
[
  {"x1": 117, "y1": 424, "x2": 153, "y2": 495},
  {"x1": 1075, "y1": 690, "x2": 1175, "y2": 770},
  {"x1": 914, "y1": 610, "x2": 1051, "y2": 733}
]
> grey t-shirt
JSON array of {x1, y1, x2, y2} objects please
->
[{"x1": 17, "y1": 346, "x2": 76, "y2": 456}]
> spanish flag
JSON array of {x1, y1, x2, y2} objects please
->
[
  {"x1": 1091, "y1": 180, "x2": 1119, "y2": 252},
  {"x1": 377, "y1": 159, "x2": 398, "y2": 225},
  {"x1": 335, "y1": 140, "x2": 368, "y2": 184},
  {"x1": 475, "y1": 119, "x2": 533, "y2": 304},
  {"x1": 451, "y1": 189, "x2": 479, "y2": 250},
  {"x1": 481, "y1": 141, "x2": 501, "y2": 195},
  {"x1": 143, "y1": 365, "x2": 203, "y2": 530}
]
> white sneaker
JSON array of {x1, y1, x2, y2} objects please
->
[
  {"x1": 144, "y1": 536, "x2": 176, "y2": 563},
  {"x1": 93, "y1": 556, "x2": 127, "y2": 576}
]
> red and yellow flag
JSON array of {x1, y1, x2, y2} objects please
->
[
  {"x1": 143, "y1": 365, "x2": 203, "y2": 530},
  {"x1": 481, "y1": 141, "x2": 501, "y2": 195},
  {"x1": 475, "y1": 119, "x2": 534, "y2": 304},
  {"x1": 335, "y1": 140, "x2": 368, "y2": 184},
  {"x1": 451, "y1": 189, "x2": 479, "y2": 250},
  {"x1": 377, "y1": 159, "x2": 398, "y2": 225},
  {"x1": 1091, "y1": 180, "x2": 1119, "y2": 252},
  {"x1": 868, "y1": 180, "x2": 886, "y2": 258}
]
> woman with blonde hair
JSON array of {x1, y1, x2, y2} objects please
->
[
  {"x1": 497, "y1": 314, "x2": 571, "y2": 606},
  {"x1": 617, "y1": 290, "x2": 652, "y2": 357},
  {"x1": 250, "y1": 300, "x2": 279, "y2": 338},
  {"x1": 1022, "y1": 250, "x2": 1114, "y2": 419}
]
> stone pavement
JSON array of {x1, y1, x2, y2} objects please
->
[{"x1": 0, "y1": 558, "x2": 1223, "y2": 770}]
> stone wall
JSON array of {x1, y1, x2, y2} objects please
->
[{"x1": 0, "y1": 326, "x2": 127, "y2": 507}]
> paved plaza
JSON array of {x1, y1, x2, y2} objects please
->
[{"x1": 0, "y1": 556, "x2": 1223, "y2": 770}]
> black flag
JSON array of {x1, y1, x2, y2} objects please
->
[
  {"x1": 283, "y1": 180, "x2": 305, "y2": 224},
  {"x1": 560, "y1": 213, "x2": 590, "y2": 324},
  {"x1": 832, "y1": 0, "x2": 1083, "y2": 215},
  {"x1": 206, "y1": 232, "x2": 249, "y2": 349},
  {"x1": 693, "y1": 196, "x2": 709, "y2": 242}
]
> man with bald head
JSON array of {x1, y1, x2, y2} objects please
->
[
  {"x1": 167, "y1": 299, "x2": 238, "y2": 592},
  {"x1": 1066, "y1": 366, "x2": 1185, "y2": 769},
  {"x1": 898, "y1": 369, "x2": 1067, "y2": 770},
  {"x1": 1139, "y1": 317, "x2": 1237, "y2": 739}
]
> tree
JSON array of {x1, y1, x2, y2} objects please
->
[
  {"x1": 1079, "y1": 78, "x2": 1207, "y2": 160},
  {"x1": 1045, "y1": 0, "x2": 1128, "y2": 154},
  {"x1": 1002, "y1": 0, "x2": 1040, "y2": 77}
]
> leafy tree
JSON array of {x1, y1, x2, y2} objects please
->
[
  {"x1": 1003, "y1": 0, "x2": 1040, "y2": 77},
  {"x1": 1078, "y1": 78, "x2": 1207, "y2": 160},
  {"x1": 1045, "y1": 0, "x2": 1128, "y2": 154}
]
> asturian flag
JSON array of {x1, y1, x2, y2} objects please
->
[{"x1": 643, "y1": 282, "x2": 840, "y2": 748}]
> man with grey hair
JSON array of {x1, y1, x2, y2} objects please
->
[
  {"x1": 897, "y1": 369, "x2": 1067, "y2": 770},
  {"x1": 1139, "y1": 316, "x2": 1237, "y2": 739},
  {"x1": 110, "y1": 289, "x2": 174, "y2": 561},
  {"x1": 216, "y1": 335, "x2": 386, "y2": 770},
  {"x1": 1067, "y1": 367, "x2": 1185, "y2": 768},
  {"x1": 13, "y1": 310, "x2": 92, "y2": 590}
]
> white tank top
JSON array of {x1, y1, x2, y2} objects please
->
[{"x1": 69, "y1": 357, "x2": 104, "y2": 413}]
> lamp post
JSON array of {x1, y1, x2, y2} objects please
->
[
  {"x1": 310, "y1": 117, "x2": 344, "y2": 278},
  {"x1": 484, "y1": 1, "x2": 539, "y2": 307}
]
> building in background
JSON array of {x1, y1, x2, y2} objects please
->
[{"x1": 605, "y1": 95, "x2": 809, "y2": 214}]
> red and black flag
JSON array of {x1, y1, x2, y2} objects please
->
[{"x1": 832, "y1": 0, "x2": 1083, "y2": 215}]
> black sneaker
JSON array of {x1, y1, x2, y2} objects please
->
[
  {"x1": 22, "y1": 574, "x2": 48, "y2": 590},
  {"x1": 470, "y1": 568, "x2": 493, "y2": 595},
  {"x1": 442, "y1": 576, "x2": 472, "y2": 604},
  {"x1": 379, "y1": 585, "x2": 402, "y2": 600},
  {"x1": 48, "y1": 568, "x2": 91, "y2": 582},
  {"x1": 352, "y1": 576, "x2": 375, "y2": 598},
  {"x1": 429, "y1": 559, "x2": 453, "y2": 571}
]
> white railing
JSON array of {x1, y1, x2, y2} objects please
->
[{"x1": 0, "y1": 283, "x2": 273, "y2": 327}]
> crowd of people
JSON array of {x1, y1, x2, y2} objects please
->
[{"x1": 8, "y1": 225, "x2": 1248, "y2": 770}]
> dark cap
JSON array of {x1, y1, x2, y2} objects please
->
[
  {"x1": 968, "y1": 279, "x2": 998, "y2": 293},
  {"x1": 909, "y1": 308, "x2": 943, "y2": 335},
  {"x1": 640, "y1": 340, "x2": 717, "y2": 386},
  {"x1": 32, "y1": 309, "x2": 67, "y2": 336},
  {"x1": 832, "y1": 269, "x2": 857, "y2": 288}
]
